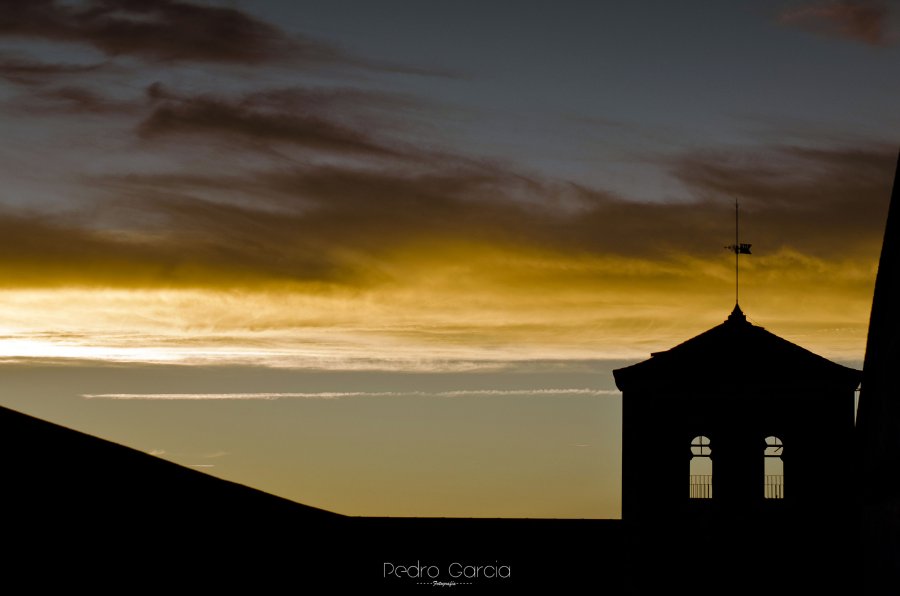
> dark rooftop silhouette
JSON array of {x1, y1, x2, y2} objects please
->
[
  {"x1": 2, "y1": 404, "x2": 353, "y2": 588},
  {"x1": 614, "y1": 304, "x2": 861, "y2": 392},
  {"x1": 2, "y1": 404, "x2": 339, "y2": 522},
  {"x1": 1, "y1": 403, "x2": 623, "y2": 590}
]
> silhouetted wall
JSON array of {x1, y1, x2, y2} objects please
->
[
  {"x1": 615, "y1": 307, "x2": 859, "y2": 525},
  {"x1": 622, "y1": 388, "x2": 854, "y2": 522}
]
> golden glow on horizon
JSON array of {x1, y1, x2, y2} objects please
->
[{"x1": 0, "y1": 242, "x2": 875, "y2": 367}]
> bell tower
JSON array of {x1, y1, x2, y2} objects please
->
[{"x1": 614, "y1": 305, "x2": 860, "y2": 523}]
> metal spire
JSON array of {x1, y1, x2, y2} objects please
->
[{"x1": 726, "y1": 200, "x2": 751, "y2": 307}]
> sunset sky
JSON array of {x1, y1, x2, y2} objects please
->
[{"x1": 0, "y1": 0, "x2": 898, "y2": 518}]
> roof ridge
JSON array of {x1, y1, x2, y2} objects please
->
[{"x1": 613, "y1": 309, "x2": 861, "y2": 391}]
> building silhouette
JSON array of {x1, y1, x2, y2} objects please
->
[
  {"x1": 614, "y1": 304, "x2": 860, "y2": 525},
  {"x1": 857, "y1": 150, "x2": 900, "y2": 594},
  {"x1": 609, "y1": 152, "x2": 900, "y2": 593},
  {"x1": 611, "y1": 304, "x2": 861, "y2": 592}
]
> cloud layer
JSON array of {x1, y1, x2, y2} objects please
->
[
  {"x1": 779, "y1": 1, "x2": 896, "y2": 46},
  {"x1": 0, "y1": 0, "x2": 324, "y2": 64},
  {"x1": 0, "y1": 142, "x2": 891, "y2": 289},
  {"x1": 0, "y1": 0, "x2": 893, "y2": 365}
]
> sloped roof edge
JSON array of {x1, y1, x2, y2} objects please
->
[{"x1": 613, "y1": 305, "x2": 861, "y2": 392}]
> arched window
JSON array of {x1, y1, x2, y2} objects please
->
[
  {"x1": 764, "y1": 436, "x2": 784, "y2": 499},
  {"x1": 690, "y1": 436, "x2": 712, "y2": 499}
]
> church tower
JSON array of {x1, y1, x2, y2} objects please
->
[{"x1": 614, "y1": 305, "x2": 860, "y2": 524}]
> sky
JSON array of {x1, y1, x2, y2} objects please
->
[{"x1": 0, "y1": 0, "x2": 898, "y2": 518}]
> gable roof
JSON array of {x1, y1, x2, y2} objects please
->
[{"x1": 613, "y1": 305, "x2": 861, "y2": 392}]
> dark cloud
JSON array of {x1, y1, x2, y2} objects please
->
[
  {"x1": 85, "y1": 165, "x2": 537, "y2": 286},
  {"x1": 0, "y1": 209, "x2": 179, "y2": 287},
  {"x1": 669, "y1": 145, "x2": 895, "y2": 257},
  {"x1": 137, "y1": 84, "x2": 414, "y2": 158},
  {"x1": 0, "y1": 55, "x2": 106, "y2": 85},
  {"x1": 778, "y1": 1, "x2": 894, "y2": 46},
  {"x1": 0, "y1": 140, "x2": 892, "y2": 289},
  {"x1": 0, "y1": 201, "x2": 357, "y2": 287},
  {"x1": 0, "y1": 143, "x2": 870, "y2": 289},
  {"x1": 13, "y1": 85, "x2": 134, "y2": 113},
  {"x1": 216, "y1": 86, "x2": 425, "y2": 121},
  {"x1": 0, "y1": 0, "x2": 339, "y2": 65}
]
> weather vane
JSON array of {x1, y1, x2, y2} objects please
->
[{"x1": 725, "y1": 199, "x2": 751, "y2": 306}]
